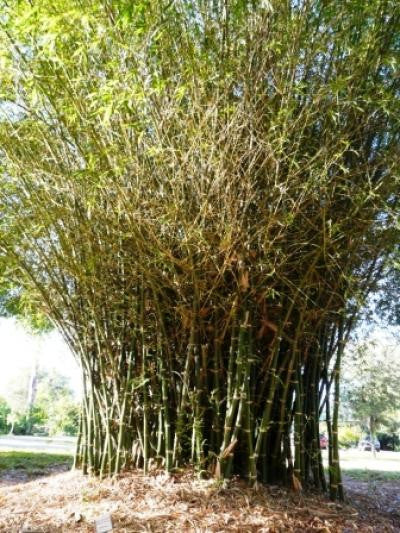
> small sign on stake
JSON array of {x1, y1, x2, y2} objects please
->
[{"x1": 95, "y1": 513, "x2": 113, "y2": 533}]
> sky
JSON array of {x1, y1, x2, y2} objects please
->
[
  {"x1": 0, "y1": 317, "x2": 82, "y2": 399},
  {"x1": 349, "y1": 321, "x2": 399, "y2": 356}
]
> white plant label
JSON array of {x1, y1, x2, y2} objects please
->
[{"x1": 95, "y1": 514, "x2": 113, "y2": 533}]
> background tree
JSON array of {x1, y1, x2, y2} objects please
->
[
  {"x1": 4, "y1": 366, "x2": 79, "y2": 436},
  {"x1": 342, "y1": 341, "x2": 400, "y2": 446},
  {"x1": 0, "y1": 396, "x2": 10, "y2": 434},
  {"x1": 6, "y1": 368, "x2": 31, "y2": 435},
  {"x1": 34, "y1": 370, "x2": 79, "y2": 436}
]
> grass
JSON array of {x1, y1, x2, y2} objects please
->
[
  {"x1": 343, "y1": 469, "x2": 400, "y2": 482},
  {"x1": 323, "y1": 449, "x2": 400, "y2": 483},
  {"x1": 0, "y1": 451, "x2": 73, "y2": 475}
]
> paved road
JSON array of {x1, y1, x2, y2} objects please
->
[{"x1": 0, "y1": 435, "x2": 76, "y2": 454}]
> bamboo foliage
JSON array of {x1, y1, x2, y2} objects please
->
[{"x1": 0, "y1": 0, "x2": 399, "y2": 499}]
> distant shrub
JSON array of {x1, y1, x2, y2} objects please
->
[
  {"x1": 377, "y1": 432, "x2": 400, "y2": 451},
  {"x1": 339, "y1": 426, "x2": 361, "y2": 449}
]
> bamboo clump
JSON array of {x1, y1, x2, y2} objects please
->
[{"x1": 0, "y1": 1, "x2": 399, "y2": 500}]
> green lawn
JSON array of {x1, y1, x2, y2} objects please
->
[
  {"x1": 324, "y1": 449, "x2": 400, "y2": 483},
  {"x1": 0, "y1": 451, "x2": 73, "y2": 476},
  {"x1": 343, "y1": 468, "x2": 400, "y2": 482}
]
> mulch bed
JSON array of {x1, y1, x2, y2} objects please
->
[{"x1": 0, "y1": 468, "x2": 398, "y2": 532}]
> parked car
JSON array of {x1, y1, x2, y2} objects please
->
[
  {"x1": 320, "y1": 434, "x2": 328, "y2": 449},
  {"x1": 358, "y1": 437, "x2": 380, "y2": 452}
]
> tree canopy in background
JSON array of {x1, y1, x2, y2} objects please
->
[
  {"x1": 0, "y1": 0, "x2": 399, "y2": 500},
  {"x1": 0, "y1": 396, "x2": 10, "y2": 434},
  {"x1": 1, "y1": 367, "x2": 79, "y2": 436},
  {"x1": 342, "y1": 340, "x2": 400, "y2": 442}
]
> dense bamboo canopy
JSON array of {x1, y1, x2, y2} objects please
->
[{"x1": 0, "y1": 0, "x2": 399, "y2": 499}]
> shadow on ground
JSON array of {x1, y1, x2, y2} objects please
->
[{"x1": 0, "y1": 451, "x2": 72, "y2": 486}]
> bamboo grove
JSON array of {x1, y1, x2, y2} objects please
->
[{"x1": 0, "y1": 1, "x2": 399, "y2": 499}]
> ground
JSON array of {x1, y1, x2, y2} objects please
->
[
  {"x1": 346, "y1": 477, "x2": 400, "y2": 529},
  {"x1": 0, "y1": 441, "x2": 399, "y2": 532}
]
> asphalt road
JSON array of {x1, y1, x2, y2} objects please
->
[{"x1": 0, "y1": 435, "x2": 76, "y2": 454}]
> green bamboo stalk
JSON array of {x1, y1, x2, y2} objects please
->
[
  {"x1": 210, "y1": 338, "x2": 222, "y2": 453},
  {"x1": 331, "y1": 320, "x2": 344, "y2": 500},
  {"x1": 253, "y1": 335, "x2": 282, "y2": 468},
  {"x1": 173, "y1": 319, "x2": 196, "y2": 465},
  {"x1": 219, "y1": 311, "x2": 248, "y2": 478},
  {"x1": 73, "y1": 410, "x2": 83, "y2": 470},
  {"x1": 293, "y1": 355, "x2": 302, "y2": 483},
  {"x1": 155, "y1": 338, "x2": 172, "y2": 471},
  {"x1": 142, "y1": 344, "x2": 150, "y2": 474},
  {"x1": 156, "y1": 408, "x2": 164, "y2": 463},
  {"x1": 243, "y1": 333, "x2": 257, "y2": 484},
  {"x1": 114, "y1": 346, "x2": 134, "y2": 475},
  {"x1": 226, "y1": 319, "x2": 238, "y2": 413},
  {"x1": 80, "y1": 400, "x2": 88, "y2": 476}
]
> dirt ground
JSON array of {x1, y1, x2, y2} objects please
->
[
  {"x1": 0, "y1": 467, "x2": 399, "y2": 532},
  {"x1": 344, "y1": 476, "x2": 400, "y2": 531}
]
